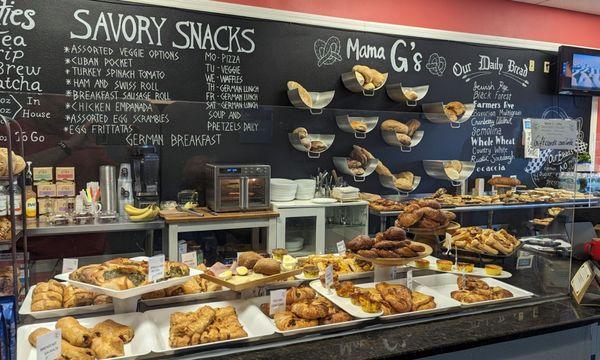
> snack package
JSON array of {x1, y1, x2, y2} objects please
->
[{"x1": 0, "y1": 295, "x2": 16, "y2": 359}]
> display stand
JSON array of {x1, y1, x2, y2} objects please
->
[
  {"x1": 406, "y1": 222, "x2": 460, "y2": 248},
  {"x1": 113, "y1": 297, "x2": 140, "y2": 314},
  {"x1": 355, "y1": 245, "x2": 432, "y2": 282}
]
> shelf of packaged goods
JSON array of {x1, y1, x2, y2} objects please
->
[
  {"x1": 0, "y1": 229, "x2": 24, "y2": 251},
  {"x1": 369, "y1": 199, "x2": 600, "y2": 217},
  {"x1": 25, "y1": 218, "x2": 164, "y2": 236}
]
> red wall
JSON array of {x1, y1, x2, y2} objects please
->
[{"x1": 219, "y1": 0, "x2": 600, "y2": 166}]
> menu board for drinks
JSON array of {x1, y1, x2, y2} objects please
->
[{"x1": 0, "y1": 0, "x2": 592, "y2": 198}]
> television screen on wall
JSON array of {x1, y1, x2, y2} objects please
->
[{"x1": 558, "y1": 45, "x2": 600, "y2": 96}]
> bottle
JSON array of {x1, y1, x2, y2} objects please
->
[
  {"x1": 0, "y1": 182, "x2": 7, "y2": 216},
  {"x1": 25, "y1": 161, "x2": 36, "y2": 219},
  {"x1": 8, "y1": 180, "x2": 22, "y2": 218}
]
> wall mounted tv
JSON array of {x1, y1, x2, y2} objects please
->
[{"x1": 557, "y1": 45, "x2": 600, "y2": 96}]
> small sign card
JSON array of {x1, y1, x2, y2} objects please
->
[
  {"x1": 181, "y1": 251, "x2": 198, "y2": 268},
  {"x1": 325, "y1": 264, "x2": 334, "y2": 290},
  {"x1": 62, "y1": 258, "x2": 78, "y2": 274},
  {"x1": 530, "y1": 118, "x2": 578, "y2": 150},
  {"x1": 269, "y1": 289, "x2": 286, "y2": 315},
  {"x1": 406, "y1": 269, "x2": 413, "y2": 290},
  {"x1": 148, "y1": 254, "x2": 165, "y2": 283},
  {"x1": 336, "y1": 241, "x2": 346, "y2": 255},
  {"x1": 571, "y1": 261, "x2": 595, "y2": 304},
  {"x1": 36, "y1": 329, "x2": 61, "y2": 360}
]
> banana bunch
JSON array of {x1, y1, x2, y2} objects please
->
[{"x1": 124, "y1": 203, "x2": 160, "y2": 221}]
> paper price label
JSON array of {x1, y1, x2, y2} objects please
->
[
  {"x1": 325, "y1": 264, "x2": 334, "y2": 289},
  {"x1": 181, "y1": 251, "x2": 198, "y2": 268},
  {"x1": 36, "y1": 329, "x2": 61, "y2": 360},
  {"x1": 336, "y1": 241, "x2": 346, "y2": 255},
  {"x1": 406, "y1": 269, "x2": 413, "y2": 290},
  {"x1": 444, "y1": 233, "x2": 452, "y2": 250},
  {"x1": 269, "y1": 289, "x2": 286, "y2": 315},
  {"x1": 62, "y1": 258, "x2": 78, "y2": 274},
  {"x1": 148, "y1": 254, "x2": 165, "y2": 283}
]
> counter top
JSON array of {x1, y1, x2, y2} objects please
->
[
  {"x1": 25, "y1": 218, "x2": 164, "y2": 236},
  {"x1": 272, "y1": 199, "x2": 368, "y2": 208},
  {"x1": 172, "y1": 297, "x2": 600, "y2": 359},
  {"x1": 160, "y1": 207, "x2": 279, "y2": 223}
]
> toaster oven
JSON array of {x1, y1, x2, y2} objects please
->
[{"x1": 206, "y1": 164, "x2": 271, "y2": 212}]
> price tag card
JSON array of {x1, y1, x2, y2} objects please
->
[
  {"x1": 444, "y1": 233, "x2": 452, "y2": 250},
  {"x1": 406, "y1": 269, "x2": 413, "y2": 290},
  {"x1": 516, "y1": 253, "x2": 534, "y2": 269},
  {"x1": 181, "y1": 251, "x2": 198, "y2": 268},
  {"x1": 325, "y1": 264, "x2": 334, "y2": 290},
  {"x1": 62, "y1": 258, "x2": 78, "y2": 274},
  {"x1": 571, "y1": 261, "x2": 594, "y2": 303},
  {"x1": 269, "y1": 289, "x2": 286, "y2": 315},
  {"x1": 148, "y1": 254, "x2": 165, "y2": 283},
  {"x1": 530, "y1": 118, "x2": 578, "y2": 150},
  {"x1": 336, "y1": 241, "x2": 346, "y2": 255},
  {"x1": 36, "y1": 329, "x2": 61, "y2": 360}
]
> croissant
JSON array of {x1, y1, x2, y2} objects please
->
[
  {"x1": 397, "y1": 212, "x2": 422, "y2": 227},
  {"x1": 319, "y1": 311, "x2": 352, "y2": 325},
  {"x1": 346, "y1": 235, "x2": 374, "y2": 251},
  {"x1": 291, "y1": 300, "x2": 328, "y2": 320},
  {"x1": 383, "y1": 226, "x2": 406, "y2": 241},
  {"x1": 286, "y1": 287, "x2": 316, "y2": 304},
  {"x1": 274, "y1": 311, "x2": 318, "y2": 331}
]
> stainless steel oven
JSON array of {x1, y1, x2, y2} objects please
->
[{"x1": 206, "y1": 164, "x2": 271, "y2": 212}]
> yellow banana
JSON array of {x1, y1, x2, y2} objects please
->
[
  {"x1": 124, "y1": 203, "x2": 151, "y2": 216},
  {"x1": 129, "y1": 205, "x2": 159, "y2": 221}
]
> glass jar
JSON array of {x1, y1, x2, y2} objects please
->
[{"x1": 0, "y1": 182, "x2": 7, "y2": 216}]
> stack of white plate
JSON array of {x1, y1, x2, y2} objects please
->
[
  {"x1": 271, "y1": 178, "x2": 297, "y2": 202},
  {"x1": 294, "y1": 179, "x2": 316, "y2": 200},
  {"x1": 285, "y1": 237, "x2": 304, "y2": 252}
]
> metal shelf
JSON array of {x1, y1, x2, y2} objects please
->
[
  {"x1": 369, "y1": 199, "x2": 599, "y2": 217},
  {"x1": 26, "y1": 218, "x2": 164, "y2": 236}
]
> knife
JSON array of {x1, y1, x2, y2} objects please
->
[{"x1": 176, "y1": 206, "x2": 204, "y2": 217}]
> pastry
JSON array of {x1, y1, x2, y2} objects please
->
[
  {"x1": 237, "y1": 251, "x2": 263, "y2": 269},
  {"x1": 354, "y1": 71, "x2": 365, "y2": 86},
  {"x1": 56, "y1": 316, "x2": 93, "y2": 347},
  {"x1": 271, "y1": 248, "x2": 288, "y2": 261},
  {"x1": 436, "y1": 260, "x2": 452, "y2": 271},
  {"x1": 310, "y1": 140, "x2": 327, "y2": 152},
  {"x1": 382, "y1": 226, "x2": 406, "y2": 241},
  {"x1": 381, "y1": 119, "x2": 409, "y2": 134},
  {"x1": 91, "y1": 335, "x2": 124, "y2": 358},
  {"x1": 356, "y1": 249, "x2": 378, "y2": 258},
  {"x1": 411, "y1": 291, "x2": 435, "y2": 311},
  {"x1": 485, "y1": 264, "x2": 503, "y2": 276},
  {"x1": 396, "y1": 133, "x2": 412, "y2": 146},
  {"x1": 414, "y1": 259, "x2": 430, "y2": 269},
  {"x1": 394, "y1": 171, "x2": 414, "y2": 191},
  {"x1": 92, "y1": 319, "x2": 134, "y2": 343},
  {"x1": 456, "y1": 262, "x2": 474, "y2": 273},
  {"x1": 287, "y1": 81, "x2": 313, "y2": 108},
  {"x1": 302, "y1": 265, "x2": 319, "y2": 279},
  {"x1": 274, "y1": 311, "x2": 318, "y2": 330},
  {"x1": 406, "y1": 119, "x2": 421, "y2": 137},
  {"x1": 169, "y1": 305, "x2": 247, "y2": 347},
  {"x1": 443, "y1": 101, "x2": 466, "y2": 122},
  {"x1": 350, "y1": 120, "x2": 368, "y2": 132},
  {"x1": 286, "y1": 287, "x2": 316, "y2": 304},
  {"x1": 62, "y1": 286, "x2": 94, "y2": 308},
  {"x1": 336, "y1": 281, "x2": 355, "y2": 298},
  {"x1": 253, "y1": 258, "x2": 281, "y2": 275},
  {"x1": 291, "y1": 300, "x2": 328, "y2": 320},
  {"x1": 373, "y1": 240, "x2": 406, "y2": 249},
  {"x1": 352, "y1": 65, "x2": 385, "y2": 89},
  {"x1": 28, "y1": 327, "x2": 51, "y2": 347},
  {"x1": 403, "y1": 89, "x2": 418, "y2": 101},
  {"x1": 346, "y1": 235, "x2": 374, "y2": 251}
]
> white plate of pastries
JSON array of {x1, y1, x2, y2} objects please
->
[
  {"x1": 145, "y1": 299, "x2": 274, "y2": 354},
  {"x1": 19, "y1": 280, "x2": 113, "y2": 319},
  {"x1": 17, "y1": 312, "x2": 158, "y2": 359}
]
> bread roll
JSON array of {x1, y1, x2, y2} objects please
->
[
  {"x1": 396, "y1": 133, "x2": 412, "y2": 146},
  {"x1": 406, "y1": 119, "x2": 421, "y2": 137},
  {"x1": 287, "y1": 81, "x2": 313, "y2": 108},
  {"x1": 488, "y1": 177, "x2": 521, "y2": 186},
  {"x1": 381, "y1": 120, "x2": 408, "y2": 134},
  {"x1": 292, "y1": 127, "x2": 308, "y2": 139},
  {"x1": 352, "y1": 65, "x2": 373, "y2": 84},
  {"x1": 350, "y1": 120, "x2": 368, "y2": 132},
  {"x1": 310, "y1": 140, "x2": 327, "y2": 152},
  {"x1": 375, "y1": 161, "x2": 393, "y2": 177},
  {"x1": 253, "y1": 258, "x2": 281, "y2": 275},
  {"x1": 238, "y1": 252, "x2": 263, "y2": 269},
  {"x1": 403, "y1": 89, "x2": 418, "y2": 101},
  {"x1": 443, "y1": 101, "x2": 466, "y2": 122},
  {"x1": 354, "y1": 71, "x2": 365, "y2": 86}
]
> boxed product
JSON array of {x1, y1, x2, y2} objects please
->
[
  {"x1": 32, "y1": 167, "x2": 53, "y2": 182},
  {"x1": 55, "y1": 166, "x2": 75, "y2": 181},
  {"x1": 36, "y1": 182, "x2": 56, "y2": 198},
  {"x1": 55, "y1": 197, "x2": 75, "y2": 213},
  {"x1": 56, "y1": 181, "x2": 76, "y2": 197},
  {"x1": 0, "y1": 295, "x2": 16, "y2": 360},
  {"x1": 37, "y1": 198, "x2": 56, "y2": 215}
]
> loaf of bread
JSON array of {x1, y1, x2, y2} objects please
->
[
  {"x1": 253, "y1": 258, "x2": 281, "y2": 275},
  {"x1": 406, "y1": 119, "x2": 421, "y2": 137},
  {"x1": 287, "y1": 81, "x2": 313, "y2": 108},
  {"x1": 488, "y1": 177, "x2": 521, "y2": 186},
  {"x1": 238, "y1": 251, "x2": 263, "y2": 269},
  {"x1": 443, "y1": 101, "x2": 466, "y2": 122},
  {"x1": 381, "y1": 120, "x2": 408, "y2": 134}
]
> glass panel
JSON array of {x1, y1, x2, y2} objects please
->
[
  {"x1": 285, "y1": 216, "x2": 316, "y2": 256},
  {"x1": 247, "y1": 177, "x2": 267, "y2": 207},
  {"x1": 324, "y1": 206, "x2": 367, "y2": 253},
  {"x1": 219, "y1": 178, "x2": 241, "y2": 209}
]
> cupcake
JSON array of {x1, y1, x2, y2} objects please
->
[
  {"x1": 414, "y1": 259, "x2": 430, "y2": 269},
  {"x1": 436, "y1": 260, "x2": 452, "y2": 271},
  {"x1": 302, "y1": 265, "x2": 319, "y2": 279},
  {"x1": 456, "y1": 262, "x2": 474, "y2": 273},
  {"x1": 485, "y1": 264, "x2": 502, "y2": 276}
]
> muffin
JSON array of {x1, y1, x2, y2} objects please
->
[
  {"x1": 436, "y1": 260, "x2": 452, "y2": 271},
  {"x1": 414, "y1": 259, "x2": 430, "y2": 269},
  {"x1": 485, "y1": 264, "x2": 502, "y2": 276},
  {"x1": 456, "y1": 262, "x2": 474, "y2": 273},
  {"x1": 302, "y1": 265, "x2": 319, "y2": 279},
  {"x1": 272, "y1": 248, "x2": 288, "y2": 261}
]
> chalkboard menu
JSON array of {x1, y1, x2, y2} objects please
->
[{"x1": 0, "y1": 0, "x2": 592, "y2": 199}]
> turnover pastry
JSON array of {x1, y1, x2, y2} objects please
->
[
  {"x1": 287, "y1": 81, "x2": 313, "y2": 108},
  {"x1": 443, "y1": 101, "x2": 466, "y2": 122}
]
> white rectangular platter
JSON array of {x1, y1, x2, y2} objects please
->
[
  {"x1": 19, "y1": 284, "x2": 113, "y2": 319},
  {"x1": 140, "y1": 288, "x2": 236, "y2": 307},
  {"x1": 55, "y1": 268, "x2": 202, "y2": 299},
  {"x1": 248, "y1": 296, "x2": 370, "y2": 336},
  {"x1": 17, "y1": 312, "x2": 158, "y2": 360},
  {"x1": 145, "y1": 299, "x2": 275, "y2": 355},
  {"x1": 408, "y1": 256, "x2": 512, "y2": 278},
  {"x1": 354, "y1": 279, "x2": 462, "y2": 320},
  {"x1": 309, "y1": 280, "x2": 382, "y2": 318},
  {"x1": 414, "y1": 273, "x2": 534, "y2": 308}
]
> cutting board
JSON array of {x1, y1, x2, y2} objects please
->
[{"x1": 160, "y1": 207, "x2": 279, "y2": 223}]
